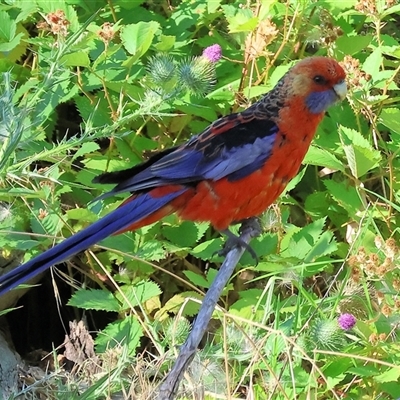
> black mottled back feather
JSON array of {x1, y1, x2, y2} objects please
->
[
  {"x1": 93, "y1": 146, "x2": 179, "y2": 185},
  {"x1": 93, "y1": 76, "x2": 288, "y2": 189}
]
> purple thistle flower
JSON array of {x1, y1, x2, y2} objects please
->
[
  {"x1": 202, "y1": 44, "x2": 222, "y2": 63},
  {"x1": 338, "y1": 313, "x2": 356, "y2": 330}
]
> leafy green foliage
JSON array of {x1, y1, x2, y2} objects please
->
[{"x1": 1, "y1": 0, "x2": 400, "y2": 399}]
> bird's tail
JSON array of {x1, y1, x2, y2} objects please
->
[{"x1": 0, "y1": 189, "x2": 186, "y2": 296}]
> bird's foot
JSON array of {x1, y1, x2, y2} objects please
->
[
  {"x1": 216, "y1": 218, "x2": 262, "y2": 262},
  {"x1": 238, "y1": 217, "x2": 262, "y2": 237}
]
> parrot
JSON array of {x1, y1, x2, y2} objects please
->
[{"x1": 0, "y1": 56, "x2": 347, "y2": 297}]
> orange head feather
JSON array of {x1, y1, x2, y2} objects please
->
[{"x1": 285, "y1": 56, "x2": 347, "y2": 114}]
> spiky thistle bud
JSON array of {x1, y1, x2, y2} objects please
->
[
  {"x1": 162, "y1": 316, "x2": 191, "y2": 346},
  {"x1": 309, "y1": 319, "x2": 346, "y2": 351},
  {"x1": 336, "y1": 281, "x2": 376, "y2": 319},
  {"x1": 146, "y1": 54, "x2": 176, "y2": 86},
  {"x1": 177, "y1": 56, "x2": 217, "y2": 96}
]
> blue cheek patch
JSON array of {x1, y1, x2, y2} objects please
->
[{"x1": 306, "y1": 90, "x2": 337, "y2": 114}]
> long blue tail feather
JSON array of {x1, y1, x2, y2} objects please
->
[{"x1": 0, "y1": 190, "x2": 185, "y2": 296}]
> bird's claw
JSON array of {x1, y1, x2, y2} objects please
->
[
  {"x1": 238, "y1": 217, "x2": 262, "y2": 237},
  {"x1": 216, "y1": 236, "x2": 259, "y2": 262},
  {"x1": 214, "y1": 218, "x2": 262, "y2": 263}
]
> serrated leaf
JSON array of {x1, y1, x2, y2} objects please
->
[
  {"x1": 95, "y1": 315, "x2": 142, "y2": 355},
  {"x1": 299, "y1": 217, "x2": 326, "y2": 243},
  {"x1": 68, "y1": 289, "x2": 120, "y2": 312},
  {"x1": 381, "y1": 3, "x2": 400, "y2": 18},
  {"x1": 0, "y1": 33, "x2": 23, "y2": 53},
  {"x1": 281, "y1": 166, "x2": 307, "y2": 194},
  {"x1": 162, "y1": 221, "x2": 201, "y2": 248},
  {"x1": 284, "y1": 234, "x2": 312, "y2": 260},
  {"x1": 348, "y1": 366, "x2": 380, "y2": 377},
  {"x1": 362, "y1": 48, "x2": 382, "y2": 77},
  {"x1": 0, "y1": 10, "x2": 16, "y2": 42},
  {"x1": 136, "y1": 239, "x2": 166, "y2": 261},
  {"x1": 183, "y1": 270, "x2": 209, "y2": 288},
  {"x1": 380, "y1": 108, "x2": 400, "y2": 135},
  {"x1": 74, "y1": 96, "x2": 112, "y2": 127},
  {"x1": 339, "y1": 126, "x2": 381, "y2": 177},
  {"x1": 82, "y1": 157, "x2": 126, "y2": 171},
  {"x1": 304, "y1": 146, "x2": 345, "y2": 172},
  {"x1": 154, "y1": 34, "x2": 175, "y2": 51},
  {"x1": 374, "y1": 367, "x2": 400, "y2": 383},
  {"x1": 324, "y1": 180, "x2": 363, "y2": 217},
  {"x1": 239, "y1": 233, "x2": 278, "y2": 265},
  {"x1": 191, "y1": 238, "x2": 223, "y2": 260},
  {"x1": 343, "y1": 144, "x2": 380, "y2": 178},
  {"x1": 120, "y1": 21, "x2": 159, "y2": 58},
  {"x1": 155, "y1": 291, "x2": 203, "y2": 320},
  {"x1": 116, "y1": 280, "x2": 161, "y2": 309},
  {"x1": 208, "y1": 0, "x2": 222, "y2": 13},
  {"x1": 30, "y1": 200, "x2": 64, "y2": 236},
  {"x1": 305, "y1": 230, "x2": 337, "y2": 262},
  {"x1": 230, "y1": 288, "x2": 263, "y2": 318},
  {"x1": 72, "y1": 142, "x2": 100, "y2": 161},
  {"x1": 33, "y1": 212, "x2": 62, "y2": 236},
  {"x1": 66, "y1": 208, "x2": 98, "y2": 223},
  {"x1": 335, "y1": 34, "x2": 372, "y2": 56},
  {"x1": 60, "y1": 52, "x2": 90, "y2": 67},
  {"x1": 281, "y1": 218, "x2": 336, "y2": 262}
]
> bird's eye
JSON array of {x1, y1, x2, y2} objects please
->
[{"x1": 313, "y1": 75, "x2": 326, "y2": 85}]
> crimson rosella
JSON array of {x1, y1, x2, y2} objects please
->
[{"x1": 0, "y1": 56, "x2": 347, "y2": 296}]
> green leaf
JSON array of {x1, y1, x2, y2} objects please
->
[
  {"x1": 116, "y1": 280, "x2": 161, "y2": 309},
  {"x1": 155, "y1": 291, "x2": 203, "y2": 319},
  {"x1": 335, "y1": 35, "x2": 372, "y2": 56},
  {"x1": 282, "y1": 166, "x2": 306, "y2": 194},
  {"x1": 381, "y1": 3, "x2": 400, "y2": 18},
  {"x1": 208, "y1": 0, "x2": 222, "y2": 13},
  {"x1": 191, "y1": 238, "x2": 224, "y2": 260},
  {"x1": 162, "y1": 221, "x2": 203, "y2": 248},
  {"x1": 72, "y1": 142, "x2": 100, "y2": 161},
  {"x1": 239, "y1": 233, "x2": 278, "y2": 265},
  {"x1": 348, "y1": 366, "x2": 380, "y2": 377},
  {"x1": 339, "y1": 126, "x2": 381, "y2": 177},
  {"x1": 120, "y1": 21, "x2": 159, "y2": 58},
  {"x1": 0, "y1": 10, "x2": 16, "y2": 42},
  {"x1": 224, "y1": 7, "x2": 257, "y2": 33},
  {"x1": 379, "y1": 108, "x2": 400, "y2": 135},
  {"x1": 0, "y1": 33, "x2": 24, "y2": 53},
  {"x1": 374, "y1": 367, "x2": 400, "y2": 383},
  {"x1": 230, "y1": 288, "x2": 263, "y2": 318},
  {"x1": 362, "y1": 48, "x2": 382, "y2": 77},
  {"x1": 324, "y1": 180, "x2": 363, "y2": 217},
  {"x1": 154, "y1": 34, "x2": 175, "y2": 51},
  {"x1": 183, "y1": 271, "x2": 209, "y2": 288},
  {"x1": 135, "y1": 239, "x2": 166, "y2": 261},
  {"x1": 82, "y1": 157, "x2": 126, "y2": 172},
  {"x1": 304, "y1": 145, "x2": 345, "y2": 172},
  {"x1": 66, "y1": 207, "x2": 99, "y2": 223},
  {"x1": 60, "y1": 52, "x2": 91, "y2": 67},
  {"x1": 68, "y1": 289, "x2": 120, "y2": 312},
  {"x1": 95, "y1": 315, "x2": 142, "y2": 355},
  {"x1": 305, "y1": 230, "x2": 337, "y2": 262}
]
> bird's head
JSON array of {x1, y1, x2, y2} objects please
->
[{"x1": 288, "y1": 56, "x2": 347, "y2": 114}]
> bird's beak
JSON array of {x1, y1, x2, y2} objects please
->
[{"x1": 334, "y1": 80, "x2": 347, "y2": 101}]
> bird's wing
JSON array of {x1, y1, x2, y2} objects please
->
[{"x1": 99, "y1": 107, "x2": 279, "y2": 198}]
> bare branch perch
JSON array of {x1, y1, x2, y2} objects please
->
[{"x1": 158, "y1": 217, "x2": 261, "y2": 399}]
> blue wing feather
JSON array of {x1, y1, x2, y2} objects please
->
[
  {"x1": 99, "y1": 112, "x2": 279, "y2": 197},
  {"x1": 0, "y1": 189, "x2": 185, "y2": 295}
]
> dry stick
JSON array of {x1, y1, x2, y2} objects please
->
[{"x1": 158, "y1": 217, "x2": 261, "y2": 399}]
